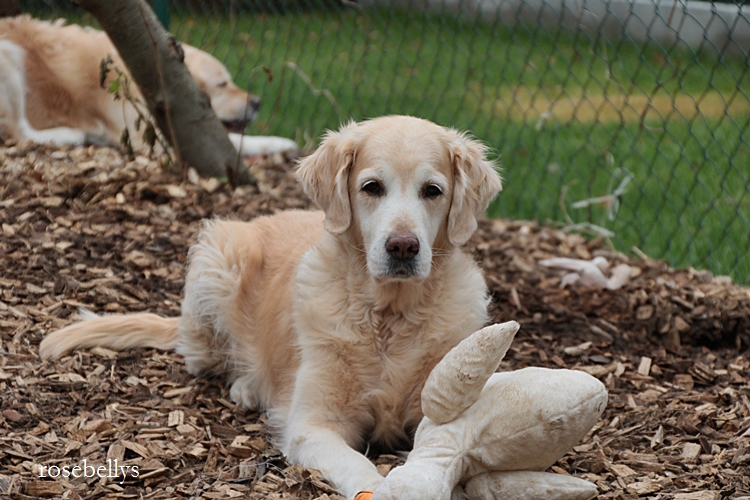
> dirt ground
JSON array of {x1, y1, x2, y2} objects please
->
[{"x1": 0, "y1": 142, "x2": 749, "y2": 500}]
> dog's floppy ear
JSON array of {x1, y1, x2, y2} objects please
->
[
  {"x1": 296, "y1": 121, "x2": 359, "y2": 234},
  {"x1": 446, "y1": 130, "x2": 503, "y2": 246}
]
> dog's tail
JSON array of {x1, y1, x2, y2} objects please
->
[{"x1": 39, "y1": 309, "x2": 179, "y2": 360}]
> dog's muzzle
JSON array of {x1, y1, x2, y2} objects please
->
[
  {"x1": 221, "y1": 96, "x2": 261, "y2": 133},
  {"x1": 221, "y1": 119, "x2": 249, "y2": 133}
]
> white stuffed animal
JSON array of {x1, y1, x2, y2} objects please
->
[{"x1": 360, "y1": 321, "x2": 607, "y2": 500}]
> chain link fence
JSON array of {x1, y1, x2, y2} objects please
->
[{"x1": 21, "y1": 0, "x2": 750, "y2": 283}]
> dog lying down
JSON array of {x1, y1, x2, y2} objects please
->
[
  {"x1": 40, "y1": 115, "x2": 503, "y2": 499},
  {"x1": 0, "y1": 15, "x2": 296, "y2": 157}
]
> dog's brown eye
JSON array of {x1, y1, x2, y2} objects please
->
[
  {"x1": 217, "y1": 81, "x2": 228, "y2": 88},
  {"x1": 423, "y1": 184, "x2": 442, "y2": 198},
  {"x1": 362, "y1": 181, "x2": 384, "y2": 196}
]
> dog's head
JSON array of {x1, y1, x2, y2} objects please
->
[
  {"x1": 297, "y1": 115, "x2": 502, "y2": 282},
  {"x1": 182, "y1": 45, "x2": 260, "y2": 133}
]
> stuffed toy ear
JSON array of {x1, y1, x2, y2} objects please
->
[
  {"x1": 464, "y1": 470, "x2": 599, "y2": 500},
  {"x1": 296, "y1": 121, "x2": 359, "y2": 234},
  {"x1": 446, "y1": 131, "x2": 503, "y2": 246},
  {"x1": 421, "y1": 321, "x2": 519, "y2": 424}
]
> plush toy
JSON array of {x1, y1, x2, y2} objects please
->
[
  {"x1": 361, "y1": 321, "x2": 607, "y2": 500},
  {"x1": 540, "y1": 256, "x2": 632, "y2": 290}
]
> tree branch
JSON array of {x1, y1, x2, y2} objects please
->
[{"x1": 71, "y1": 0, "x2": 253, "y2": 186}]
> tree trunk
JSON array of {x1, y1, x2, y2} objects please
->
[{"x1": 71, "y1": 0, "x2": 253, "y2": 186}]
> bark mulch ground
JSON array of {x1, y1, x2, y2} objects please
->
[{"x1": 0, "y1": 142, "x2": 749, "y2": 500}]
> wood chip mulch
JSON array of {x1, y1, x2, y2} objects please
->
[{"x1": 0, "y1": 141, "x2": 748, "y2": 500}]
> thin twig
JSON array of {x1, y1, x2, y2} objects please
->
[
  {"x1": 556, "y1": 181, "x2": 617, "y2": 240},
  {"x1": 571, "y1": 168, "x2": 633, "y2": 222},
  {"x1": 281, "y1": 62, "x2": 343, "y2": 116},
  {"x1": 138, "y1": 4, "x2": 182, "y2": 168},
  {"x1": 232, "y1": 65, "x2": 274, "y2": 166},
  {"x1": 264, "y1": 62, "x2": 343, "y2": 136}
]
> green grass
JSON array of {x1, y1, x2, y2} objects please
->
[{"x1": 32, "y1": 5, "x2": 750, "y2": 282}]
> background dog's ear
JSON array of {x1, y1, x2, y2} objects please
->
[
  {"x1": 296, "y1": 121, "x2": 359, "y2": 234},
  {"x1": 446, "y1": 131, "x2": 503, "y2": 246}
]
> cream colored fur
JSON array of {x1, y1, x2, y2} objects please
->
[
  {"x1": 0, "y1": 15, "x2": 296, "y2": 155},
  {"x1": 0, "y1": 39, "x2": 86, "y2": 145},
  {"x1": 39, "y1": 115, "x2": 502, "y2": 500}
]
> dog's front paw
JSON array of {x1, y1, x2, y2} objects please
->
[{"x1": 229, "y1": 376, "x2": 259, "y2": 409}]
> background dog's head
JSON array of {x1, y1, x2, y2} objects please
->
[
  {"x1": 297, "y1": 115, "x2": 502, "y2": 282},
  {"x1": 183, "y1": 45, "x2": 260, "y2": 133}
]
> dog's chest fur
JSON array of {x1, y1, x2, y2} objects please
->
[{"x1": 293, "y1": 237, "x2": 490, "y2": 450}]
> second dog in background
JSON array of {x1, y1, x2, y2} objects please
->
[{"x1": 0, "y1": 15, "x2": 296, "y2": 156}]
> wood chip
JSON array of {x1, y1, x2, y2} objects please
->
[
  {"x1": 167, "y1": 410, "x2": 184, "y2": 427},
  {"x1": 82, "y1": 418, "x2": 112, "y2": 434},
  {"x1": 674, "y1": 373, "x2": 695, "y2": 390},
  {"x1": 636, "y1": 304, "x2": 654, "y2": 320},
  {"x1": 627, "y1": 479, "x2": 662, "y2": 495},
  {"x1": 638, "y1": 356, "x2": 652, "y2": 376},
  {"x1": 228, "y1": 436, "x2": 255, "y2": 458},
  {"x1": 163, "y1": 386, "x2": 193, "y2": 398},
  {"x1": 682, "y1": 442, "x2": 702, "y2": 459},
  {"x1": 674, "y1": 493, "x2": 721, "y2": 500},
  {"x1": 564, "y1": 341, "x2": 592, "y2": 356},
  {"x1": 107, "y1": 442, "x2": 125, "y2": 462},
  {"x1": 122, "y1": 440, "x2": 150, "y2": 458},
  {"x1": 650, "y1": 425, "x2": 664, "y2": 448},
  {"x1": 25, "y1": 481, "x2": 62, "y2": 497},
  {"x1": 175, "y1": 423, "x2": 198, "y2": 436},
  {"x1": 186, "y1": 444, "x2": 208, "y2": 458},
  {"x1": 39, "y1": 196, "x2": 64, "y2": 208},
  {"x1": 609, "y1": 464, "x2": 637, "y2": 477}
]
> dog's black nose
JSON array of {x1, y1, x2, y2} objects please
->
[
  {"x1": 248, "y1": 96, "x2": 261, "y2": 111},
  {"x1": 386, "y1": 234, "x2": 420, "y2": 260}
]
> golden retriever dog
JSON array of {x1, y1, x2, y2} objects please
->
[
  {"x1": 0, "y1": 15, "x2": 296, "y2": 156},
  {"x1": 40, "y1": 115, "x2": 503, "y2": 499}
]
